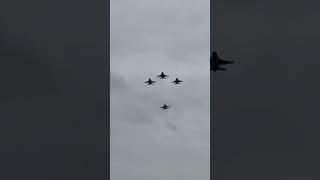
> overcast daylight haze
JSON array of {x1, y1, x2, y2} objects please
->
[
  {"x1": 110, "y1": 0, "x2": 210, "y2": 179},
  {"x1": 213, "y1": 0, "x2": 320, "y2": 179}
]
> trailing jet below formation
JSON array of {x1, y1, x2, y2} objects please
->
[
  {"x1": 171, "y1": 78, "x2": 183, "y2": 84},
  {"x1": 157, "y1": 72, "x2": 169, "y2": 79},
  {"x1": 160, "y1": 104, "x2": 170, "y2": 110},
  {"x1": 211, "y1": 51, "x2": 234, "y2": 72},
  {"x1": 144, "y1": 78, "x2": 156, "y2": 85}
]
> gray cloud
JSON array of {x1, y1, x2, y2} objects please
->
[
  {"x1": 111, "y1": 0, "x2": 209, "y2": 179},
  {"x1": 0, "y1": 0, "x2": 107, "y2": 178},
  {"x1": 213, "y1": 0, "x2": 320, "y2": 179}
]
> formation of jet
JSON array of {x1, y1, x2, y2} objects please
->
[
  {"x1": 144, "y1": 78, "x2": 156, "y2": 85},
  {"x1": 171, "y1": 78, "x2": 183, "y2": 84},
  {"x1": 145, "y1": 51, "x2": 233, "y2": 111},
  {"x1": 145, "y1": 73, "x2": 183, "y2": 86},
  {"x1": 145, "y1": 72, "x2": 183, "y2": 110},
  {"x1": 211, "y1": 51, "x2": 234, "y2": 72},
  {"x1": 160, "y1": 104, "x2": 170, "y2": 110},
  {"x1": 157, "y1": 72, "x2": 169, "y2": 79}
]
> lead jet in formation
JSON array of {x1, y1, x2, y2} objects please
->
[
  {"x1": 157, "y1": 72, "x2": 169, "y2": 79},
  {"x1": 144, "y1": 78, "x2": 156, "y2": 85},
  {"x1": 211, "y1": 51, "x2": 234, "y2": 72},
  {"x1": 171, "y1": 78, "x2": 183, "y2": 85},
  {"x1": 160, "y1": 104, "x2": 170, "y2": 110}
]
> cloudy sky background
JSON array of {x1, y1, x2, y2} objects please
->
[
  {"x1": 213, "y1": 0, "x2": 320, "y2": 179},
  {"x1": 110, "y1": 0, "x2": 210, "y2": 179}
]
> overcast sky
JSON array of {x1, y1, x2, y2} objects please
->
[
  {"x1": 0, "y1": 0, "x2": 107, "y2": 179},
  {"x1": 110, "y1": 0, "x2": 210, "y2": 179},
  {"x1": 212, "y1": 0, "x2": 320, "y2": 179}
]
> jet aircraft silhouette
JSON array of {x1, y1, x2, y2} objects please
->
[
  {"x1": 172, "y1": 78, "x2": 183, "y2": 84},
  {"x1": 211, "y1": 51, "x2": 234, "y2": 71},
  {"x1": 161, "y1": 104, "x2": 170, "y2": 110},
  {"x1": 144, "y1": 78, "x2": 156, "y2": 85},
  {"x1": 157, "y1": 72, "x2": 169, "y2": 79}
]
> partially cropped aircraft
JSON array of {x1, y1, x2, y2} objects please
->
[
  {"x1": 160, "y1": 104, "x2": 170, "y2": 110},
  {"x1": 171, "y1": 78, "x2": 183, "y2": 84},
  {"x1": 144, "y1": 78, "x2": 156, "y2": 85},
  {"x1": 211, "y1": 51, "x2": 234, "y2": 72},
  {"x1": 157, "y1": 72, "x2": 169, "y2": 79}
]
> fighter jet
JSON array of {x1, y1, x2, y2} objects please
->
[
  {"x1": 157, "y1": 72, "x2": 169, "y2": 79},
  {"x1": 211, "y1": 51, "x2": 234, "y2": 72},
  {"x1": 144, "y1": 78, "x2": 156, "y2": 85},
  {"x1": 171, "y1": 78, "x2": 183, "y2": 84},
  {"x1": 160, "y1": 104, "x2": 170, "y2": 110}
]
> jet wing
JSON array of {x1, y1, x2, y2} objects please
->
[
  {"x1": 218, "y1": 59, "x2": 234, "y2": 65},
  {"x1": 213, "y1": 66, "x2": 226, "y2": 71}
]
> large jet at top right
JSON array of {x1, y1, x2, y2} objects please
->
[{"x1": 211, "y1": 51, "x2": 234, "y2": 71}]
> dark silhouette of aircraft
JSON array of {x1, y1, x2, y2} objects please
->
[
  {"x1": 161, "y1": 104, "x2": 170, "y2": 110},
  {"x1": 211, "y1": 51, "x2": 234, "y2": 71},
  {"x1": 171, "y1": 78, "x2": 183, "y2": 84},
  {"x1": 144, "y1": 78, "x2": 156, "y2": 85},
  {"x1": 157, "y1": 72, "x2": 169, "y2": 79}
]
